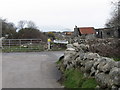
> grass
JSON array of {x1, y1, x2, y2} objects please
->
[
  {"x1": 63, "y1": 69, "x2": 83, "y2": 88},
  {"x1": 113, "y1": 58, "x2": 120, "y2": 61},
  {"x1": 56, "y1": 56, "x2": 64, "y2": 64},
  {"x1": 2, "y1": 43, "x2": 67, "y2": 52},
  {"x1": 56, "y1": 60, "x2": 61, "y2": 64},
  {"x1": 81, "y1": 78, "x2": 98, "y2": 88},
  {"x1": 56, "y1": 60, "x2": 97, "y2": 88},
  {"x1": 2, "y1": 45, "x2": 44, "y2": 52},
  {"x1": 51, "y1": 43, "x2": 67, "y2": 51},
  {"x1": 60, "y1": 68, "x2": 97, "y2": 88}
]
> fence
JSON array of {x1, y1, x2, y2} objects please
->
[{"x1": 2, "y1": 39, "x2": 46, "y2": 52}]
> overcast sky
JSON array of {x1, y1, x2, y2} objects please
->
[{"x1": 0, "y1": 0, "x2": 114, "y2": 31}]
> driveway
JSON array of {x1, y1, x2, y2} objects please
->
[{"x1": 2, "y1": 51, "x2": 64, "y2": 88}]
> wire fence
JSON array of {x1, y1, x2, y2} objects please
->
[{"x1": 2, "y1": 39, "x2": 46, "y2": 52}]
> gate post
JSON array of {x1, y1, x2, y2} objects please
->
[
  {"x1": 19, "y1": 39, "x2": 21, "y2": 49},
  {"x1": 9, "y1": 40, "x2": 10, "y2": 49},
  {"x1": 30, "y1": 39, "x2": 32, "y2": 49}
]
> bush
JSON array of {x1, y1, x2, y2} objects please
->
[{"x1": 87, "y1": 39, "x2": 120, "y2": 58}]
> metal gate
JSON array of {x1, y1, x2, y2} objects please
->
[{"x1": 2, "y1": 39, "x2": 46, "y2": 52}]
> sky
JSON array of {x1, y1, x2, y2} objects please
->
[{"x1": 0, "y1": 0, "x2": 114, "y2": 32}]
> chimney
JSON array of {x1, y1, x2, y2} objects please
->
[{"x1": 75, "y1": 25, "x2": 77, "y2": 28}]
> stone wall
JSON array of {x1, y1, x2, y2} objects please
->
[
  {"x1": 72, "y1": 38, "x2": 120, "y2": 58},
  {"x1": 58, "y1": 43, "x2": 120, "y2": 88}
]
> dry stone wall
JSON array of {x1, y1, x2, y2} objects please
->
[{"x1": 59, "y1": 42, "x2": 120, "y2": 88}]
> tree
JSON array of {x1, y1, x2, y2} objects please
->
[
  {"x1": 27, "y1": 21, "x2": 37, "y2": 29},
  {"x1": 1, "y1": 18, "x2": 17, "y2": 39},
  {"x1": 17, "y1": 20, "x2": 26, "y2": 30},
  {"x1": 17, "y1": 28, "x2": 47, "y2": 42},
  {"x1": 17, "y1": 20, "x2": 37, "y2": 30},
  {"x1": 0, "y1": 19, "x2": 2, "y2": 38},
  {"x1": 105, "y1": 1, "x2": 120, "y2": 29}
]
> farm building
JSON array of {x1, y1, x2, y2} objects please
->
[
  {"x1": 74, "y1": 26, "x2": 120, "y2": 39},
  {"x1": 74, "y1": 26, "x2": 96, "y2": 39},
  {"x1": 95, "y1": 28, "x2": 120, "y2": 38}
]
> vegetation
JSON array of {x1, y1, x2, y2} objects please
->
[
  {"x1": 51, "y1": 43, "x2": 67, "y2": 51},
  {"x1": 60, "y1": 68, "x2": 97, "y2": 88},
  {"x1": 0, "y1": 18, "x2": 47, "y2": 42},
  {"x1": 107, "y1": 1, "x2": 120, "y2": 27},
  {"x1": 81, "y1": 78, "x2": 98, "y2": 88},
  {"x1": 2, "y1": 45, "x2": 44, "y2": 52},
  {"x1": 17, "y1": 28, "x2": 47, "y2": 42},
  {"x1": 113, "y1": 58, "x2": 120, "y2": 61},
  {"x1": 88, "y1": 39, "x2": 120, "y2": 59},
  {"x1": 45, "y1": 32, "x2": 56, "y2": 40},
  {"x1": 56, "y1": 59, "x2": 62, "y2": 64},
  {"x1": 1, "y1": 19, "x2": 17, "y2": 39},
  {"x1": 105, "y1": 1, "x2": 120, "y2": 37},
  {"x1": 57, "y1": 59, "x2": 97, "y2": 88}
]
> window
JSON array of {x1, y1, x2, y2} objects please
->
[{"x1": 107, "y1": 32, "x2": 110, "y2": 36}]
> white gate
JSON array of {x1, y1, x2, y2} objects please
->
[{"x1": 2, "y1": 39, "x2": 46, "y2": 52}]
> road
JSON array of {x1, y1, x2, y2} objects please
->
[{"x1": 2, "y1": 51, "x2": 64, "y2": 88}]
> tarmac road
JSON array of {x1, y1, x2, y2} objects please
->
[{"x1": 2, "y1": 51, "x2": 64, "y2": 88}]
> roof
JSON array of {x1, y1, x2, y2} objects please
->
[
  {"x1": 65, "y1": 32, "x2": 73, "y2": 35},
  {"x1": 79, "y1": 27, "x2": 95, "y2": 34},
  {"x1": 95, "y1": 28, "x2": 111, "y2": 31}
]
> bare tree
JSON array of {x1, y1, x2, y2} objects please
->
[
  {"x1": 0, "y1": 19, "x2": 2, "y2": 38},
  {"x1": 17, "y1": 20, "x2": 26, "y2": 30},
  {"x1": 105, "y1": 1, "x2": 120, "y2": 29},
  {"x1": 27, "y1": 21, "x2": 37, "y2": 29}
]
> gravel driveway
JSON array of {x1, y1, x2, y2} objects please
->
[{"x1": 2, "y1": 51, "x2": 64, "y2": 88}]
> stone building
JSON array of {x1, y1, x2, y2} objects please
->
[
  {"x1": 95, "y1": 28, "x2": 120, "y2": 38},
  {"x1": 74, "y1": 26, "x2": 96, "y2": 39}
]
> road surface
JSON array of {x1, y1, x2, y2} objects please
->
[{"x1": 2, "y1": 51, "x2": 64, "y2": 88}]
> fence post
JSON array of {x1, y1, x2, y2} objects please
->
[
  {"x1": 38, "y1": 39, "x2": 41, "y2": 50},
  {"x1": 31, "y1": 39, "x2": 32, "y2": 49},
  {"x1": 9, "y1": 40, "x2": 10, "y2": 49},
  {"x1": 19, "y1": 39, "x2": 21, "y2": 49}
]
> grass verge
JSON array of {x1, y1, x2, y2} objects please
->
[
  {"x1": 113, "y1": 58, "x2": 120, "y2": 61},
  {"x1": 62, "y1": 68, "x2": 97, "y2": 88},
  {"x1": 2, "y1": 45, "x2": 44, "y2": 52},
  {"x1": 56, "y1": 59, "x2": 98, "y2": 88}
]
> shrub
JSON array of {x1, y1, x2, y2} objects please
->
[{"x1": 87, "y1": 39, "x2": 120, "y2": 58}]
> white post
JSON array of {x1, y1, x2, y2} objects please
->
[
  {"x1": 9, "y1": 40, "x2": 10, "y2": 49},
  {"x1": 19, "y1": 39, "x2": 21, "y2": 49},
  {"x1": 31, "y1": 39, "x2": 32, "y2": 49},
  {"x1": 48, "y1": 42, "x2": 50, "y2": 50}
]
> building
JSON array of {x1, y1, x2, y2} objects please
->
[
  {"x1": 74, "y1": 26, "x2": 96, "y2": 39},
  {"x1": 74, "y1": 26, "x2": 120, "y2": 39},
  {"x1": 95, "y1": 28, "x2": 120, "y2": 38},
  {"x1": 62, "y1": 31, "x2": 73, "y2": 35}
]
